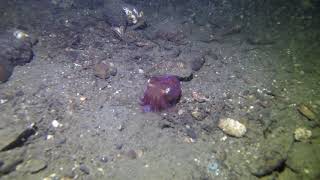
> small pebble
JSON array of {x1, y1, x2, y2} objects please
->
[
  {"x1": 136, "y1": 150, "x2": 144, "y2": 158},
  {"x1": 79, "y1": 164, "x2": 90, "y2": 174},
  {"x1": 99, "y1": 156, "x2": 108, "y2": 163},
  {"x1": 115, "y1": 144, "x2": 123, "y2": 150},
  {"x1": 118, "y1": 124, "x2": 124, "y2": 131},
  {"x1": 52, "y1": 120, "x2": 62, "y2": 128},
  {"x1": 191, "y1": 107, "x2": 207, "y2": 121},
  {"x1": 127, "y1": 149, "x2": 137, "y2": 159},
  {"x1": 186, "y1": 128, "x2": 197, "y2": 139},
  {"x1": 15, "y1": 91, "x2": 24, "y2": 97}
]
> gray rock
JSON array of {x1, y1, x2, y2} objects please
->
[
  {"x1": 190, "y1": 55, "x2": 205, "y2": 71},
  {"x1": 99, "y1": 156, "x2": 109, "y2": 163},
  {"x1": 115, "y1": 144, "x2": 123, "y2": 150},
  {"x1": 248, "y1": 127, "x2": 294, "y2": 177},
  {"x1": 18, "y1": 159, "x2": 47, "y2": 174},
  {"x1": 250, "y1": 150, "x2": 286, "y2": 177},
  {"x1": 186, "y1": 128, "x2": 197, "y2": 139},
  {"x1": 286, "y1": 143, "x2": 320, "y2": 179},
  {"x1": 79, "y1": 164, "x2": 90, "y2": 175},
  {"x1": 145, "y1": 60, "x2": 193, "y2": 81}
]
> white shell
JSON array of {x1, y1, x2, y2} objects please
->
[
  {"x1": 218, "y1": 118, "x2": 247, "y2": 137},
  {"x1": 13, "y1": 30, "x2": 29, "y2": 39}
]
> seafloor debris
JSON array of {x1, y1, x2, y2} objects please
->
[
  {"x1": 218, "y1": 118, "x2": 247, "y2": 137},
  {"x1": 297, "y1": 103, "x2": 317, "y2": 121},
  {"x1": 141, "y1": 75, "x2": 181, "y2": 112}
]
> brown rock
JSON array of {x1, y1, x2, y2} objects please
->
[
  {"x1": 94, "y1": 61, "x2": 117, "y2": 79},
  {"x1": 145, "y1": 60, "x2": 193, "y2": 81}
]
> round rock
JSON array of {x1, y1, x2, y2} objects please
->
[{"x1": 145, "y1": 61, "x2": 193, "y2": 81}]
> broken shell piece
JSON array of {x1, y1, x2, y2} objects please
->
[
  {"x1": 112, "y1": 26, "x2": 125, "y2": 38},
  {"x1": 294, "y1": 127, "x2": 312, "y2": 141},
  {"x1": 297, "y1": 103, "x2": 317, "y2": 121},
  {"x1": 192, "y1": 91, "x2": 210, "y2": 103},
  {"x1": 13, "y1": 30, "x2": 29, "y2": 39},
  {"x1": 51, "y1": 120, "x2": 62, "y2": 128},
  {"x1": 79, "y1": 96, "x2": 87, "y2": 102},
  {"x1": 218, "y1": 118, "x2": 247, "y2": 137}
]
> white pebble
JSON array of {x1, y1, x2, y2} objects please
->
[{"x1": 52, "y1": 120, "x2": 62, "y2": 128}]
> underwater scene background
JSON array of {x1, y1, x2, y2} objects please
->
[{"x1": 0, "y1": 0, "x2": 319, "y2": 179}]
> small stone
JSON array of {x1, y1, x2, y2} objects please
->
[
  {"x1": 115, "y1": 144, "x2": 123, "y2": 150},
  {"x1": 99, "y1": 156, "x2": 108, "y2": 163},
  {"x1": 294, "y1": 128, "x2": 312, "y2": 141},
  {"x1": 183, "y1": 137, "x2": 195, "y2": 143},
  {"x1": 52, "y1": 120, "x2": 62, "y2": 128},
  {"x1": 126, "y1": 149, "x2": 137, "y2": 159},
  {"x1": 136, "y1": 150, "x2": 144, "y2": 158},
  {"x1": 79, "y1": 164, "x2": 90, "y2": 174},
  {"x1": 15, "y1": 91, "x2": 24, "y2": 97},
  {"x1": 178, "y1": 109, "x2": 185, "y2": 115},
  {"x1": 190, "y1": 56, "x2": 205, "y2": 71},
  {"x1": 218, "y1": 118, "x2": 247, "y2": 137},
  {"x1": 138, "y1": 69, "x2": 144, "y2": 74},
  {"x1": 117, "y1": 124, "x2": 124, "y2": 131},
  {"x1": 191, "y1": 107, "x2": 208, "y2": 121},
  {"x1": 186, "y1": 128, "x2": 197, "y2": 139},
  {"x1": 192, "y1": 91, "x2": 210, "y2": 103},
  {"x1": 94, "y1": 61, "x2": 117, "y2": 79},
  {"x1": 43, "y1": 173, "x2": 58, "y2": 180},
  {"x1": 79, "y1": 96, "x2": 87, "y2": 102}
]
